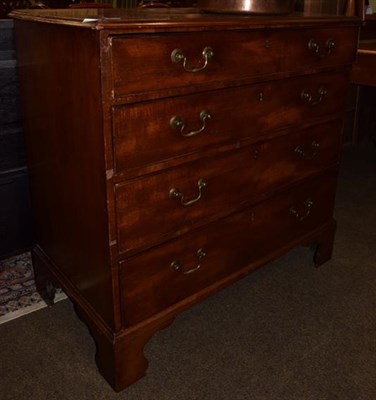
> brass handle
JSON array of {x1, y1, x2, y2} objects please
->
[
  {"x1": 169, "y1": 178, "x2": 207, "y2": 206},
  {"x1": 308, "y1": 38, "x2": 335, "y2": 58},
  {"x1": 170, "y1": 248, "x2": 207, "y2": 275},
  {"x1": 170, "y1": 110, "x2": 211, "y2": 137},
  {"x1": 171, "y1": 47, "x2": 214, "y2": 73},
  {"x1": 294, "y1": 141, "x2": 320, "y2": 159},
  {"x1": 326, "y1": 38, "x2": 335, "y2": 53},
  {"x1": 301, "y1": 87, "x2": 327, "y2": 106},
  {"x1": 290, "y1": 199, "x2": 314, "y2": 222}
]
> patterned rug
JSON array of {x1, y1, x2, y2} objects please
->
[{"x1": 0, "y1": 252, "x2": 66, "y2": 324}]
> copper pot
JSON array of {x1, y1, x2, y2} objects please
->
[{"x1": 198, "y1": 0, "x2": 296, "y2": 14}]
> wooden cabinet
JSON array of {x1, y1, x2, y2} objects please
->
[
  {"x1": 10, "y1": 8, "x2": 359, "y2": 392},
  {"x1": 0, "y1": 19, "x2": 34, "y2": 257}
]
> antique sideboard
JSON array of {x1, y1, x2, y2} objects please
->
[{"x1": 10, "y1": 8, "x2": 359, "y2": 391}]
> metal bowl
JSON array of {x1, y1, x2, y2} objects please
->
[{"x1": 198, "y1": 0, "x2": 296, "y2": 15}]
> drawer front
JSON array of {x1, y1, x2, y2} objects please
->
[
  {"x1": 110, "y1": 28, "x2": 356, "y2": 98},
  {"x1": 110, "y1": 31, "x2": 283, "y2": 97},
  {"x1": 115, "y1": 120, "x2": 342, "y2": 254},
  {"x1": 284, "y1": 27, "x2": 358, "y2": 71},
  {"x1": 120, "y1": 171, "x2": 338, "y2": 327},
  {"x1": 113, "y1": 71, "x2": 349, "y2": 175}
]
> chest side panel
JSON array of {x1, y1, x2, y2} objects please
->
[{"x1": 14, "y1": 20, "x2": 117, "y2": 330}]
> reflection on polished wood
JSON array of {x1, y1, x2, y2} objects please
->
[
  {"x1": 303, "y1": 0, "x2": 347, "y2": 15},
  {"x1": 69, "y1": 2, "x2": 113, "y2": 8}
]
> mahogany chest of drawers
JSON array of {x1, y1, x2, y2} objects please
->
[{"x1": 10, "y1": 8, "x2": 359, "y2": 392}]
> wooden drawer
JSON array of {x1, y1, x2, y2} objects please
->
[
  {"x1": 110, "y1": 30, "x2": 283, "y2": 98},
  {"x1": 120, "y1": 170, "x2": 338, "y2": 327},
  {"x1": 115, "y1": 120, "x2": 342, "y2": 254},
  {"x1": 113, "y1": 71, "x2": 349, "y2": 176},
  {"x1": 110, "y1": 27, "x2": 356, "y2": 99},
  {"x1": 284, "y1": 27, "x2": 358, "y2": 71}
]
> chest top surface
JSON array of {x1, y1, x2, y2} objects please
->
[{"x1": 10, "y1": 7, "x2": 360, "y2": 32}]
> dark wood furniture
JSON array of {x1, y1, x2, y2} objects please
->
[
  {"x1": 352, "y1": 4, "x2": 376, "y2": 87},
  {"x1": 10, "y1": 8, "x2": 359, "y2": 392},
  {"x1": 350, "y1": 1, "x2": 376, "y2": 143},
  {"x1": 0, "y1": 19, "x2": 34, "y2": 257},
  {"x1": 352, "y1": 39, "x2": 376, "y2": 86}
]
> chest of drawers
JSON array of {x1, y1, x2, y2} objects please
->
[{"x1": 10, "y1": 8, "x2": 359, "y2": 392}]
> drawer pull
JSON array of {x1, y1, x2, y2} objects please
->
[
  {"x1": 169, "y1": 178, "x2": 207, "y2": 206},
  {"x1": 308, "y1": 38, "x2": 335, "y2": 58},
  {"x1": 171, "y1": 47, "x2": 214, "y2": 73},
  {"x1": 301, "y1": 87, "x2": 327, "y2": 106},
  {"x1": 290, "y1": 199, "x2": 314, "y2": 222},
  {"x1": 294, "y1": 141, "x2": 320, "y2": 159},
  {"x1": 170, "y1": 248, "x2": 207, "y2": 275},
  {"x1": 170, "y1": 110, "x2": 211, "y2": 137}
]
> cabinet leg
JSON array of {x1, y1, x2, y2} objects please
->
[
  {"x1": 31, "y1": 247, "x2": 57, "y2": 305},
  {"x1": 31, "y1": 245, "x2": 175, "y2": 391},
  {"x1": 95, "y1": 329, "x2": 150, "y2": 391},
  {"x1": 77, "y1": 307, "x2": 175, "y2": 392},
  {"x1": 311, "y1": 221, "x2": 337, "y2": 267}
]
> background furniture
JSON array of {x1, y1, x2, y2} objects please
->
[
  {"x1": 0, "y1": 19, "x2": 34, "y2": 257},
  {"x1": 350, "y1": 0, "x2": 376, "y2": 143}
]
